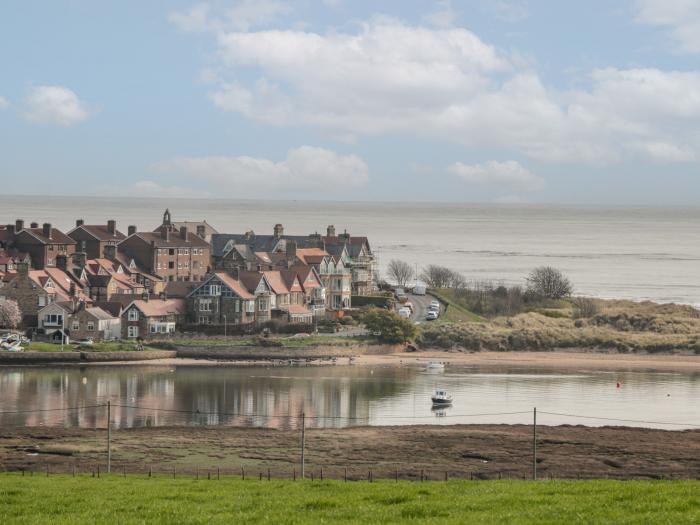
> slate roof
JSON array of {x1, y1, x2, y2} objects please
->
[
  {"x1": 129, "y1": 231, "x2": 210, "y2": 248},
  {"x1": 19, "y1": 227, "x2": 76, "y2": 245},
  {"x1": 69, "y1": 224, "x2": 126, "y2": 241}
]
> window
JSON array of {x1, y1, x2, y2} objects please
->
[
  {"x1": 128, "y1": 326, "x2": 139, "y2": 338},
  {"x1": 87, "y1": 321, "x2": 95, "y2": 331},
  {"x1": 199, "y1": 299, "x2": 212, "y2": 312},
  {"x1": 168, "y1": 262, "x2": 174, "y2": 269},
  {"x1": 128, "y1": 309, "x2": 139, "y2": 321},
  {"x1": 246, "y1": 301, "x2": 255, "y2": 313},
  {"x1": 168, "y1": 249, "x2": 175, "y2": 256},
  {"x1": 48, "y1": 245, "x2": 54, "y2": 251},
  {"x1": 38, "y1": 296, "x2": 46, "y2": 307},
  {"x1": 177, "y1": 262, "x2": 182, "y2": 269},
  {"x1": 258, "y1": 299, "x2": 267, "y2": 312},
  {"x1": 44, "y1": 313, "x2": 63, "y2": 326},
  {"x1": 198, "y1": 316, "x2": 209, "y2": 324},
  {"x1": 210, "y1": 285, "x2": 221, "y2": 296},
  {"x1": 72, "y1": 321, "x2": 80, "y2": 331},
  {"x1": 193, "y1": 261, "x2": 200, "y2": 269},
  {"x1": 234, "y1": 300, "x2": 240, "y2": 313}
]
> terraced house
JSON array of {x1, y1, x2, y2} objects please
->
[
  {"x1": 67, "y1": 219, "x2": 127, "y2": 259},
  {"x1": 5, "y1": 220, "x2": 76, "y2": 269},
  {"x1": 118, "y1": 210, "x2": 210, "y2": 283}
]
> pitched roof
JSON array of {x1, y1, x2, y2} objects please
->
[
  {"x1": 127, "y1": 231, "x2": 209, "y2": 248},
  {"x1": 128, "y1": 298, "x2": 186, "y2": 317},
  {"x1": 214, "y1": 272, "x2": 254, "y2": 299},
  {"x1": 163, "y1": 280, "x2": 198, "y2": 298},
  {"x1": 93, "y1": 301, "x2": 124, "y2": 317},
  {"x1": 85, "y1": 306, "x2": 117, "y2": 321},
  {"x1": 260, "y1": 271, "x2": 290, "y2": 295},
  {"x1": 19, "y1": 227, "x2": 76, "y2": 245},
  {"x1": 284, "y1": 304, "x2": 312, "y2": 315},
  {"x1": 69, "y1": 224, "x2": 126, "y2": 241}
]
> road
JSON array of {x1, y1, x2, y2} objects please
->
[{"x1": 403, "y1": 292, "x2": 439, "y2": 324}]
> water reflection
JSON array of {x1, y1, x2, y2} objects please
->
[{"x1": 1, "y1": 364, "x2": 699, "y2": 430}]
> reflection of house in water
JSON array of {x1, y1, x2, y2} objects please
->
[{"x1": 0, "y1": 366, "x2": 413, "y2": 430}]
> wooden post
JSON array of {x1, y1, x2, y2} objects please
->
[
  {"x1": 345, "y1": 468, "x2": 348, "y2": 482},
  {"x1": 320, "y1": 467, "x2": 323, "y2": 481},
  {"x1": 395, "y1": 469, "x2": 398, "y2": 482},
  {"x1": 72, "y1": 465, "x2": 76, "y2": 477},
  {"x1": 241, "y1": 466, "x2": 245, "y2": 480},
  {"x1": 267, "y1": 468, "x2": 270, "y2": 481},
  {"x1": 300, "y1": 412, "x2": 306, "y2": 480},
  {"x1": 107, "y1": 401, "x2": 111, "y2": 474},
  {"x1": 311, "y1": 472, "x2": 314, "y2": 482},
  {"x1": 533, "y1": 407, "x2": 537, "y2": 481},
  {"x1": 259, "y1": 472, "x2": 262, "y2": 481},
  {"x1": 445, "y1": 471, "x2": 448, "y2": 482},
  {"x1": 123, "y1": 467, "x2": 126, "y2": 478},
  {"x1": 421, "y1": 469, "x2": 424, "y2": 482},
  {"x1": 208, "y1": 470, "x2": 211, "y2": 481},
  {"x1": 173, "y1": 468, "x2": 176, "y2": 479},
  {"x1": 293, "y1": 468, "x2": 296, "y2": 481},
  {"x1": 149, "y1": 466, "x2": 152, "y2": 478},
  {"x1": 218, "y1": 467, "x2": 220, "y2": 480},
  {"x1": 196, "y1": 467, "x2": 199, "y2": 480},
  {"x1": 46, "y1": 464, "x2": 49, "y2": 477}
]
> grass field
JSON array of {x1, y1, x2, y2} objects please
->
[
  {"x1": 0, "y1": 476, "x2": 698, "y2": 524},
  {"x1": 157, "y1": 335, "x2": 377, "y2": 348},
  {"x1": 25, "y1": 341, "x2": 159, "y2": 353}
]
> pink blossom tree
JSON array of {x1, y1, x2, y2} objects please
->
[{"x1": 0, "y1": 300, "x2": 22, "y2": 329}]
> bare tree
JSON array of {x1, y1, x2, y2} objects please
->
[
  {"x1": 526, "y1": 266, "x2": 572, "y2": 300},
  {"x1": 0, "y1": 300, "x2": 21, "y2": 329},
  {"x1": 420, "y1": 265, "x2": 454, "y2": 288},
  {"x1": 386, "y1": 259, "x2": 414, "y2": 287}
]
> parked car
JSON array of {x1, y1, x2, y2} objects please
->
[
  {"x1": 403, "y1": 301, "x2": 414, "y2": 312},
  {"x1": 398, "y1": 308, "x2": 411, "y2": 318},
  {"x1": 428, "y1": 304, "x2": 440, "y2": 313},
  {"x1": 426, "y1": 311, "x2": 439, "y2": 321},
  {"x1": 430, "y1": 300, "x2": 441, "y2": 308}
]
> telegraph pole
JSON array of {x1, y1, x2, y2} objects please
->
[
  {"x1": 532, "y1": 407, "x2": 537, "y2": 480},
  {"x1": 300, "y1": 412, "x2": 306, "y2": 479},
  {"x1": 107, "y1": 401, "x2": 112, "y2": 473}
]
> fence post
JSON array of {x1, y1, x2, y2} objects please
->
[
  {"x1": 320, "y1": 467, "x2": 323, "y2": 481},
  {"x1": 107, "y1": 401, "x2": 111, "y2": 474},
  {"x1": 345, "y1": 468, "x2": 348, "y2": 482},
  {"x1": 97, "y1": 465, "x2": 100, "y2": 478},
  {"x1": 267, "y1": 468, "x2": 270, "y2": 481},
  {"x1": 395, "y1": 469, "x2": 398, "y2": 482},
  {"x1": 293, "y1": 468, "x2": 296, "y2": 481},
  {"x1": 218, "y1": 467, "x2": 220, "y2": 480},
  {"x1": 300, "y1": 412, "x2": 306, "y2": 480},
  {"x1": 533, "y1": 407, "x2": 537, "y2": 481}
]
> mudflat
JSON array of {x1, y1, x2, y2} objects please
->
[{"x1": 2, "y1": 424, "x2": 699, "y2": 480}]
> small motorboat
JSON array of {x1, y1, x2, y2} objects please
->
[
  {"x1": 425, "y1": 362, "x2": 445, "y2": 370},
  {"x1": 431, "y1": 389, "x2": 453, "y2": 406}
]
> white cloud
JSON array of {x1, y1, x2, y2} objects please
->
[
  {"x1": 634, "y1": 0, "x2": 700, "y2": 53},
  {"x1": 449, "y1": 160, "x2": 544, "y2": 191},
  {"x1": 24, "y1": 86, "x2": 89, "y2": 126},
  {"x1": 176, "y1": 15, "x2": 700, "y2": 165},
  {"x1": 0, "y1": 96, "x2": 9, "y2": 109},
  {"x1": 424, "y1": 1, "x2": 457, "y2": 28},
  {"x1": 169, "y1": 3, "x2": 218, "y2": 33},
  {"x1": 151, "y1": 146, "x2": 369, "y2": 195}
]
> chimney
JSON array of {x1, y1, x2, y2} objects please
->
[
  {"x1": 107, "y1": 220, "x2": 116, "y2": 236},
  {"x1": 180, "y1": 226, "x2": 188, "y2": 240},
  {"x1": 196, "y1": 225, "x2": 206, "y2": 238},
  {"x1": 56, "y1": 254, "x2": 68, "y2": 272},
  {"x1": 17, "y1": 261, "x2": 29, "y2": 276},
  {"x1": 69, "y1": 280, "x2": 76, "y2": 298},
  {"x1": 42, "y1": 223, "x2": 52, "y2": 239},
  {"x1": 30, "y1": 222, "x2": 38, "y2": 229},
  {"x1": 15, "y1": 219, "x2": 24, "y2": 232},
  {"x1": 286, "y1": 240, "x2": 297, "y2": 261},
  {"x1": 72, "y1": 251, "x2": 86, "y2": 268},
  {"x1": 6, "y1": 224, "x2": 15, "y2": 237},
  {"x1": 141, "y1": 291, "x2": 149, "y2": 302},
  {"x1": 161, "y1": 226, "x2": 170, "y2": 242},
  {"x1": 159, "y1": 291, "x2": 167, "y2": 301},
  {"x1": 104, "y1": 245, "x2": 117, "y2": 260},
  {"x1": 244, "y1": 230, "x2": 254, "y2": 241},
  {"x1": 76, "y1": 219, "x2": 84, "y2": 227},
  {"x1": 327, "y1": 225, "x2": 336, "y2": 237},
  {"x1": 128, "y1": 225, "x2": 136, "y2": 236},
  {"x1": 339, "y1": 229, "x2": 350, "y2": 242},
  {"x1": 273, "y1": 223, "x2": 284, "y2": 238},
  {"x1": 308, "y1": 232, "x2": 322, "y2": 248}
]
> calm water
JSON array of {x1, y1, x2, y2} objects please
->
[
  {"x1": 1, "y1": 364, "x2": 698, "y2": 430},
  {"x1": 2, "y1": 195, "x2": 699, "y2": 305}
]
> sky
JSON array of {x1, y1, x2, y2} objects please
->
[{"x1": 1, "y1": 0, "x2": 699, "y2": 204}]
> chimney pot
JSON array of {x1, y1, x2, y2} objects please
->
[
  {"x1": 273, "y1": 223, "x2": 284, "y2": 238},
  {"x1": 196, "y1": 225, "x2": 206, "y2": 238},
  {"x1": 107, "y1": 220, "x2": 116, "y2": 235},
  {"x1": 128, "y1": 225, "x2": 136, "y2": 236},
  {"x1": 30, "y1": 222, "x2": 38, "y2": 229},
  {"x1": 76, "y1": 219, "x2": 84, "y2": 227},
  {"x1": 327, "y1": 225, "x2": 336, "y2": 237},
  {"x1": 6, "y1": 224, "x2": 15, "y2": 236},
  {"x1": 15, "y1": 219, "x2": 24, "y2": 232}
]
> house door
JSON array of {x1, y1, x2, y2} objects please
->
[{"x1": 128, "y1": 326, "x2": 139, "y2": 338}]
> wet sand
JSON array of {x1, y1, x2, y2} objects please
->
[{"x1": 2, "y1": 424, "x2": 698, "y2": 480}]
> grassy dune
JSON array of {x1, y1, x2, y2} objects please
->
[
  {"x1": 0, "y1": 475, "x2": 698, "y2": 524},
  {"x1": 421, "y1": 296, "x2": 700, "y2": 353}
]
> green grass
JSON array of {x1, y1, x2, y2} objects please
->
[
  {"x1": 160, "y1": 335, "x2": 378, "y2": 348},
  {"x1": 26, "y1": 341, "x2": 158, "y2": 353},
  {"x1": 0, "y1": 476, "x2": 698, "y2": 524},
  {"x1": 428, "y1": 289, "x2": 485, "y2": 323}
]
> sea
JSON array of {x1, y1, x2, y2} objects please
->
[{"x1": 2, "y1": 195, "x2": 699, "y2": 306}]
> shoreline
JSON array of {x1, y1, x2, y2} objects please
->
[{"x1": 2, "y1": 348, "x2": 700, "y2": 371}]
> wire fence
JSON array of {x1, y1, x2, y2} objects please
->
[{"x1": 1, "y1": 404, "x2": 699, "y2": 482}]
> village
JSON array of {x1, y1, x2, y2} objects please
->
[{"x1": 0, "y1": 210, "x2": 378, "y2": 344}]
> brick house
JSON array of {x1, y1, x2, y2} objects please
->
[
  {"x1": 6, "y1": 220, "x2": 76, "y2": 269},
  {"x1": 2, "y1": 262, "x2": 90, "y2": 327},
  {"x1": 37, "y1": 301, "x2": 120, "y2": 342},
  {"x1": 186, "y1": 272, "x2": 256, "y2": 326},
  {"x1": 155, "y1": 220, "x2": 218, "y2": 244},
  {"x1": 118, "y1": 210, "x2": 210, "y2": 283},
  {"x1": 67, "y1": 219, "x2": 127, "y2": 259},
  {"x1": 122, "y1": 296, "x2": 186, "y2": 339}
]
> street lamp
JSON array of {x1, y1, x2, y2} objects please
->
[{"x1": 60, "y1": 313, "x2": 65, "y2": 352}]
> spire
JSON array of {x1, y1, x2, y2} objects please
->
[{"x1": 163, "y1": 208, "x2": 171, "y2": 226}]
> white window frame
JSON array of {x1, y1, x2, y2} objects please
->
[{"x1": 128, "y1": 309, "x2": 139, "y2": 321}]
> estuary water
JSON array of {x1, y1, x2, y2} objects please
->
[
  {"x1": 1, "y1": 364, "x2": 698, "y2": 430},
  {"x1": 1, "y1": 195, "x2": 699, "y2": 305}
]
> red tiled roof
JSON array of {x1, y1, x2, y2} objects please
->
[
  {"x1": 214, "y1": 272, "x2": 254, "y2": 299},
  {"x1": 260, "y1": 271, "x2": 290, "y2": 295},
  {"x1": 20, "y1": 227, "x2": 76, "y2": 245},
  {"x1": 72, "y1": 225, "x2": 126, "y2": 241},
  {"x1": 129, "y1": 231, "x2": 209, "y2": 248},
  {"x1": 129, "y1": 298, "x2": 186, "y2": 317}
]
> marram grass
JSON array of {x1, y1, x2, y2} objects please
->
[{"x1": 0, "y1": 475, "x2": 698, "y2": 524}]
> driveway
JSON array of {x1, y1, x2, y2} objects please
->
[{"x1": 403, "y1": 293, "x2": 439, "y2": 323}]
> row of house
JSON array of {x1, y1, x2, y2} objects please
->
[{"x1": 0, "y1": 209, "x2": 378, "y2": 339}]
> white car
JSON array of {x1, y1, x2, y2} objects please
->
[
  {"x1": 430, "y1": 300, "x2": 441, "y2": 308},
  {"x1": 426, "y1": 311, "x2": 439, "y2": 320},
  {"x1": 398, "y1": 308, "x2": 411, "y2": 318},
  {"x1": 428, "y1": 304, "x2": 440, "y2": 313}
]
